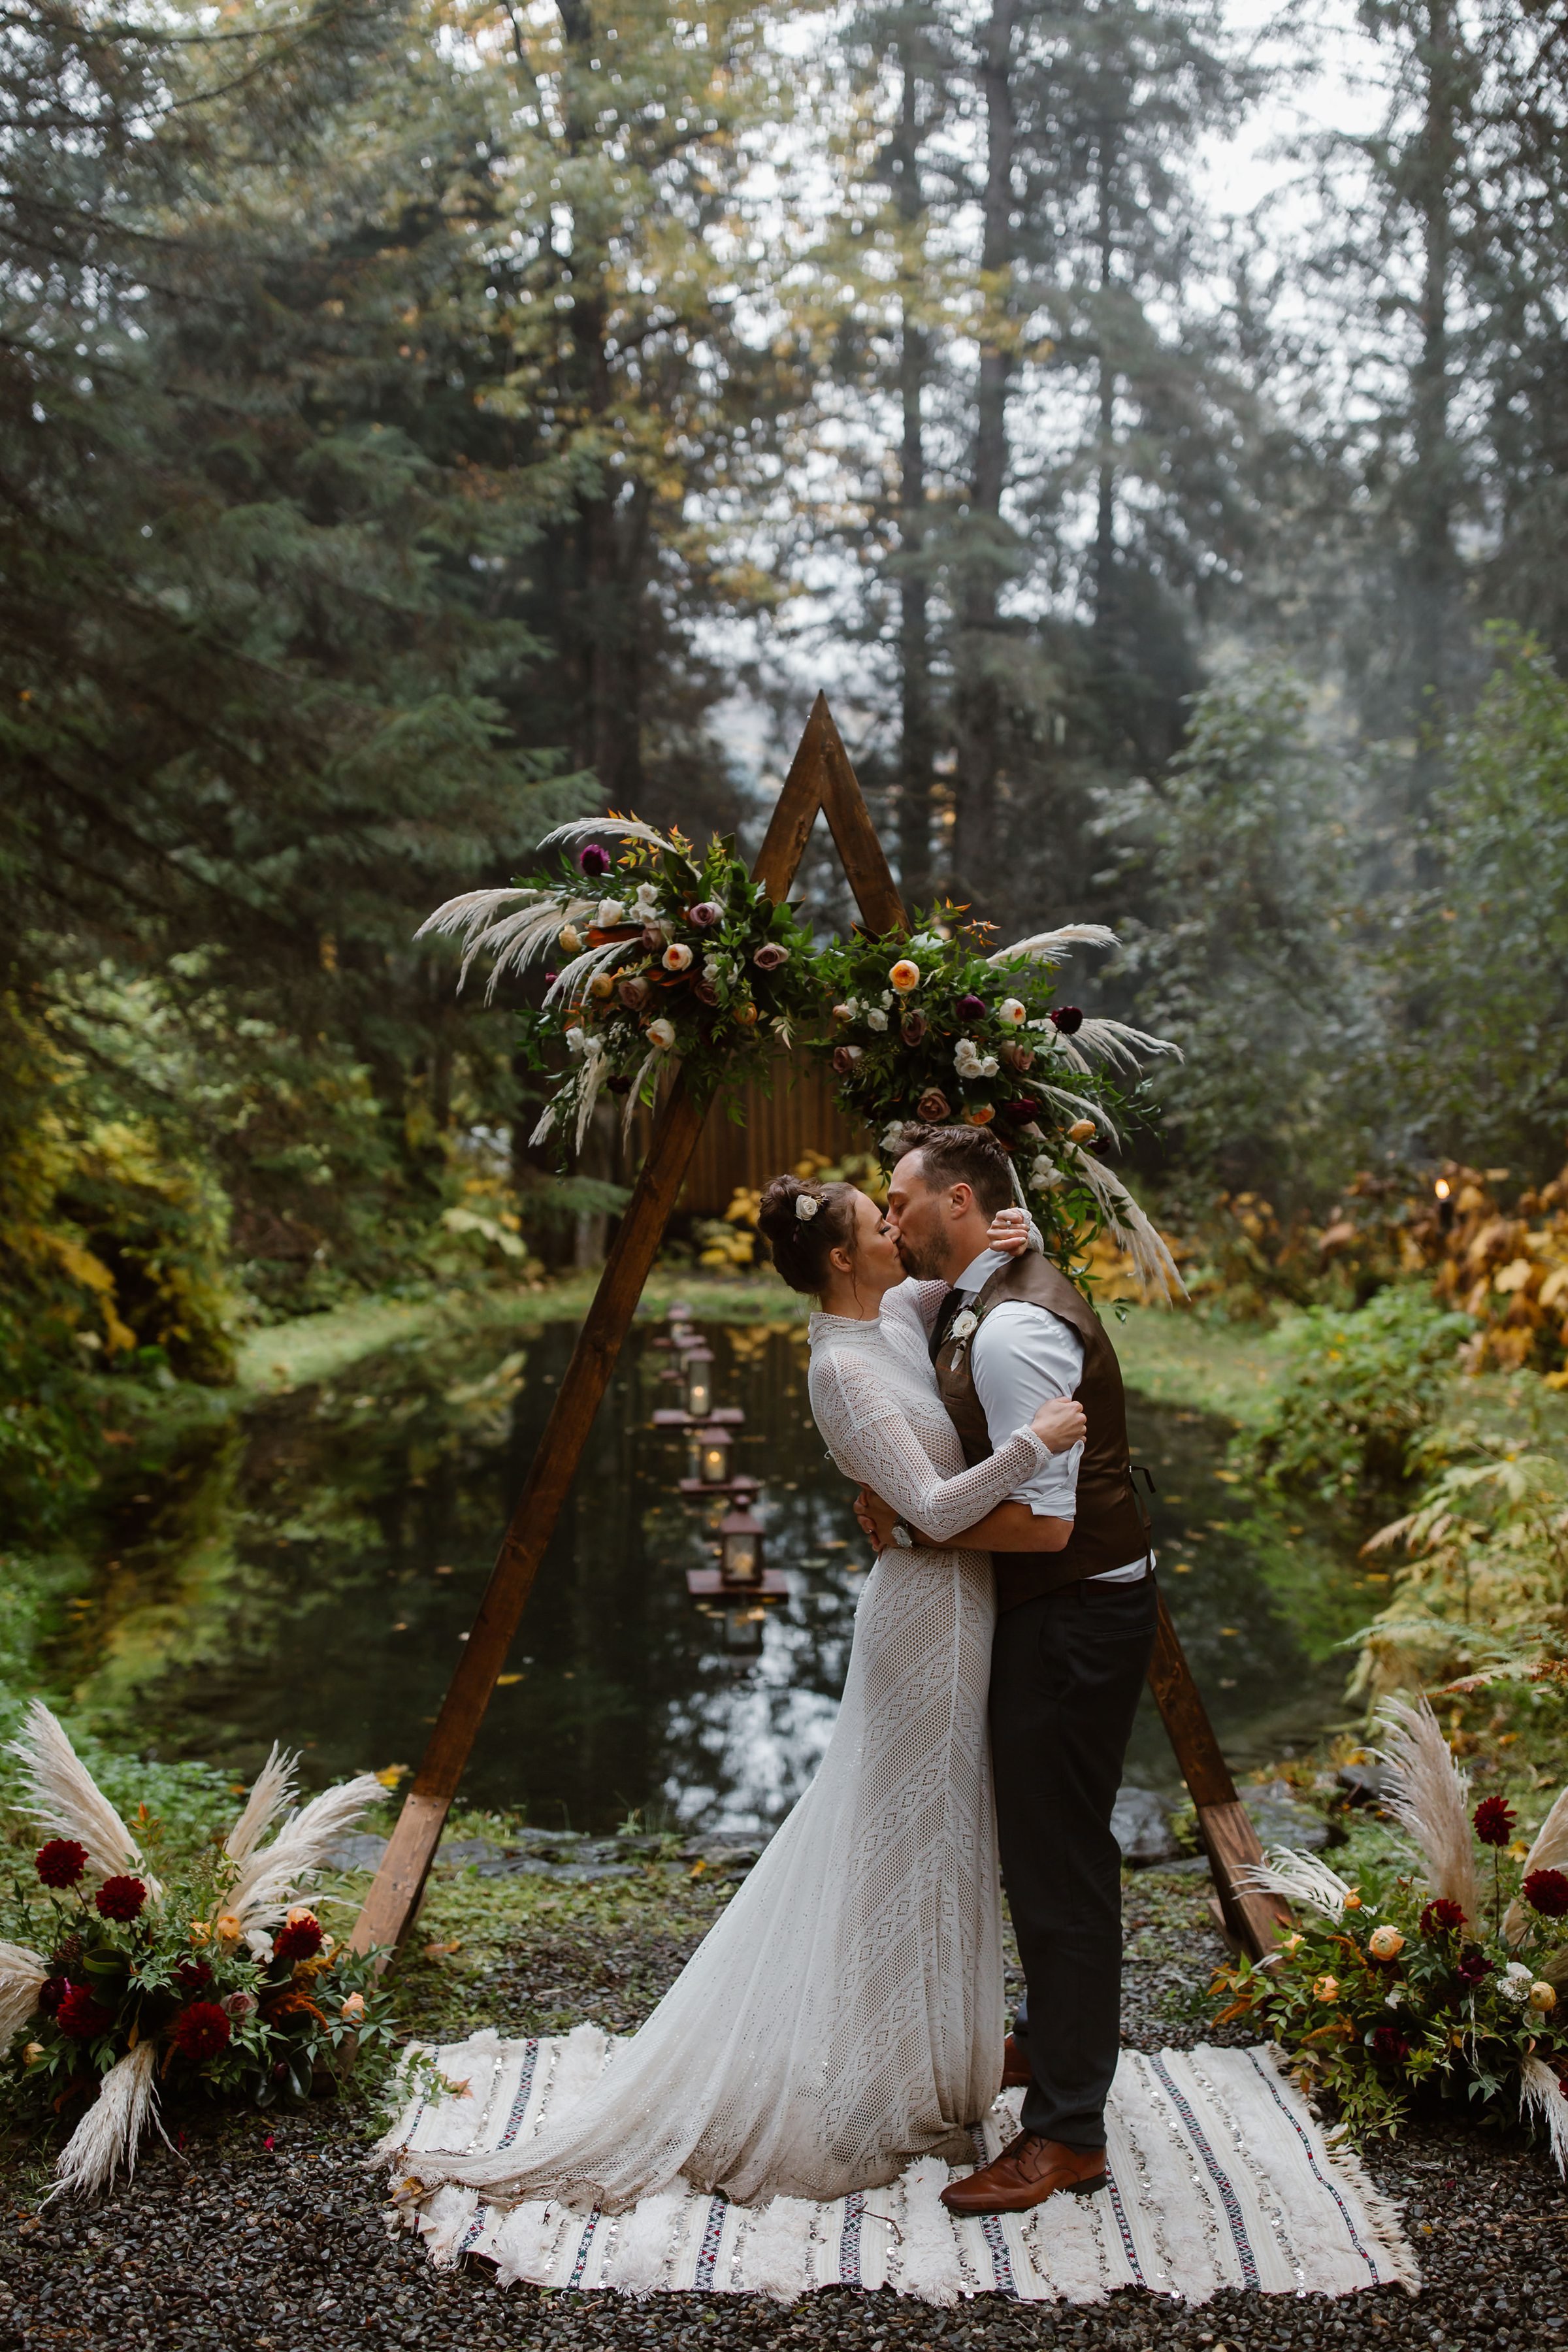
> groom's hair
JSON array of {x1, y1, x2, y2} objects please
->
[{"x1": 896, "y1": 1123, "x2": 1013, "y2": 1217}]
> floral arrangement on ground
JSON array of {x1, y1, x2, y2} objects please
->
[
  {"x1": 1, "y1": 1704, "x2": 394, "y2": 2195},
  {"x1": 814, "y1": 909, "x2": 1181, "y2": 1292},
  {"x1": 418, "y1": 819, "x2": 819, "y2": 1164},
  {"x1": 1213, "y1": 1694, "x2": 1568, "y2": 2165}
]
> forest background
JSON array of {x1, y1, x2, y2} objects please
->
[{"x1": 5, "y1": 0, "x2": 1568, "y2": 1695}]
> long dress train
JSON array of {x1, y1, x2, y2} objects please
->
[{"x1": 397, "y1": 1279, "x2": 1049, "y2": 2213}]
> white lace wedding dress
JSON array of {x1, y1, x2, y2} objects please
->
[{"x1": 400, "y1": 1279, "x2": 1049, "y2": 2214}]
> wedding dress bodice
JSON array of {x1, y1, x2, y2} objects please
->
[{"x1": 807, "y1": 1280, "x2": 1046, "y2": 1539}]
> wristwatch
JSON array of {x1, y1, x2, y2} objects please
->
[{"x1": 890, "y1": 1522, "x2": 915, "y2": 1549}]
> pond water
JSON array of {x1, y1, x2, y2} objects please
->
[{"x1": 55, "y1": 1314, "x2": 1372, "y2": 1831}]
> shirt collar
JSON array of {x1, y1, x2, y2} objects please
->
[{"x1": 955, "y1": 1245, "x2": 1009, "y2": 1298}]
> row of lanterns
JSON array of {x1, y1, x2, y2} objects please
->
[{"x1": 651, "y1": 1298, "x2": 789, "y2": 1647}]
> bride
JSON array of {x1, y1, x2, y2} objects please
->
[{"x1": 399, "y1": 1172, "x2": 1084, "y2": 2215}]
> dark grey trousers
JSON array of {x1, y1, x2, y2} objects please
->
[{"x1": 990, "y1": 1571, "x2": 1159, "y2": 2149}]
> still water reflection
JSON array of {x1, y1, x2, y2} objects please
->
[{"x1": 58, "y1": 1316, "x2": 1362, "y2": 1829}]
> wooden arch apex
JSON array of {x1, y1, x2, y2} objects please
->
[{"x1": 351, "y1": 693, "x2": 1286, "y2": 1965}]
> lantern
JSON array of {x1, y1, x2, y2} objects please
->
[
  {"x1": 1434, "y1": 1175, "x2": 1454, "y2": 1233},
  {"x1": 685, "y1": 1424, "x2": 731, "y2": 1486},
  {"x1": 683, "y1": 1345, "x2": 715, "y2": 1420},
  {"x1": 723, "y1": 1607, "x2": 764, "y2": 1654},
  {"x1": 717, "y1": 1506, "x2": 763, "y2": 1587}
]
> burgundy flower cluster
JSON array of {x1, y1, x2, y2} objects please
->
[{"x1": 1419, "y1": 1897, "x2": 1466, "y2": 1936}]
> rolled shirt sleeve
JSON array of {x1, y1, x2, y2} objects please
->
[{"x1": 968, "y1": 1302, "x2": 1085, "y2": 1520}]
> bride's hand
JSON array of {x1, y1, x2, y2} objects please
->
[
  {"x1": 1030, "y1": 1396, "x2": 1086, "y2": 1454},
  {"x1": 986, "y1": 1205, "x2": 1032, "y2": 1257}
]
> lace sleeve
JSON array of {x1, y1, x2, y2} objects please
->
[{"x1": 809, "y1": 1352, "x2": 1049, "y2": 1543}]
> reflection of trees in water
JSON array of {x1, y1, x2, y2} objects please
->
[{"x1": 56, "y1": 1316, "x2": 1364, "y2": 1824}]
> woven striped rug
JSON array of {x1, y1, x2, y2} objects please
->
[{"x1": 385, "y1": 2027, "x2": 1417, "y2": 2306}]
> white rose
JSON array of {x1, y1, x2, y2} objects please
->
[
  {"x1": 950, "y1": 1309, "x2": 978, "y2": 1341},
  {"x1": 662, "y1": 942, "x2": 693, "y2": 972},
  {"x1": 565, "y1": 1026, "x2": 585, "y2": 1056},
  {"x1": 647, "y1": 1017, "x2": 676, "y2": 1049},
  {"x1": 879, "y1": 990, "x2": 894, "y2": 1009},
  {"x1": 881, "y1": 1121, "x2": 907, "y2": 1152},
  {"x1": 795, "y1": 1194, "x2": 819, "y2": 1222},
  {"x1": 595, "y1": 899, "x2": 626, "y2": 927},
  {"x1": 866, "y1": 1008, "x2": 889, "y2": 1032},
  {"x1": 1499, "y1": 1963, "x2": 1533, "y2": 2004},
  {"x1": 998, "y1": 997, "x2": 1026, "y2": 1024}
]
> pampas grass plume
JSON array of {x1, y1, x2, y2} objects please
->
[{"x1": 1372, "y1": 1695, "x2": 1479, "y2": 1918}]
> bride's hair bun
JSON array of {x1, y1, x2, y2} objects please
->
[{"x1": 757, "y1": 1175, "x2": 860, "y2": 1296}]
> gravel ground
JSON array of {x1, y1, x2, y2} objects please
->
[{"x1": 2, "y1": 1864, "x2": 1563, "y2": 2352}]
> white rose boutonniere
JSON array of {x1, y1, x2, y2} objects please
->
[{"x1": 950, "y1": 1309, "x2": 979, "y2": 1342}]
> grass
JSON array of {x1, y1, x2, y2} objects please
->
[
  {"x1": 232, "y1": 1267, "x2": 808, "y2": 1396},
  {"x1": 1113, "y1": 1302, "x2": 1294, "y2": 1429}
]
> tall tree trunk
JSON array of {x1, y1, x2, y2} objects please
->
[
  {"x1": 893, "y1": 51, "x2": 935, "y2": 907},
  {"x1": 1407, "y1": 0, "x2": 1463, "y2": 818},
  {"x1": 951, "y1": 0, "x2": 1017, "y2": 908},
  {"x1": 1092, "y1": 123, "x2": 1117, "y2": 645},
  {"x1": 557, "y1": 0, "x2": 645, "y2": 808}
]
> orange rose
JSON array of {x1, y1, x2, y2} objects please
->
[{"x1": 889, "y1": 960, "x2": 921, "y2": 992}]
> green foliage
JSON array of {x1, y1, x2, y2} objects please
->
[
  {"x1": 1250, "y1": 1286, "x2": 1472, "y2": 1508},
  {"x1": 1390, "y1": 632, "x2": 1568, "y2": 1173},
  {"x1": 1354, "y1": 1439, "x2": 1568, "y2": 1704},
  {"x1": 1104, "y1": 662, "x2": 1371, "y2": 1206}
]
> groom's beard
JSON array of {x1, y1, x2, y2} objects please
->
[{"x1": 894, "y1": 1233, "x2": 947, "y2": 1282}]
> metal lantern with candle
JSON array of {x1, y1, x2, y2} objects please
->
[
  {"x1": 683, "y1": 1345, "x2": 715, "y2": 1420},
  {"x1": 687, "y1": 1503, "x2": 789, "y2": 1603},
  {"x1": 717, "y1": 1505, "x2": 763, "y2": 1587}
]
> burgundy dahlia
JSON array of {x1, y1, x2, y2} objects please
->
[
  {"x1": 1370, "y1": 2025, "x2": 1410, "y2": 2065},
  {"x1": 37, "y1": 1975, "x2": 69, "y2": 2018},
  {"x1": 1524, "y1": 1868, "x2": 1568, "y2": 1919},
  {"x1": 607, "y1": 1074, "x2": 631, "y2": 1094},
  {"x1": 1420, "y1": 1897, "x2": 1466, "y2": 1936},
  {"x1": 35, "y1": 1838, "x2": 88, "y2": 1889},
  {"x1": 577, "y1": 843, "x2": 613, "y2": 877},
  {"x1": 1456, "y1": 1944, "x2": 1494, "y2": 1985},
  {"x1": 93, "y1": 1874, "x2": 147, "y2": 1923},
  {"x1": 956, "y1": 992, "x2": 987, "y2": 1021},
  {"x1": 174, "y1": 1956, "x2": 213, "y2": 1993},
  {"x1": 171, "y1": 2001, "x2": 232, "y2": 2063},
  {"x1": 272, "y1": 1917, "x2": 324, "y2": 1964},
  {"x1": 1474, "y1": 1796, "x2": 1516, "y2": 1848},
  {"x1": 1050, "y1": 1005, "x2": 1083, "y2": 1034},
  {"x1": 56, "y1": 1984, "x2": 114, "y2": 2040}
]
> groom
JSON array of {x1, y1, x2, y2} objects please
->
[{"x1": 869, "y1": 1122, "x2": 1157, "y2": 2216}]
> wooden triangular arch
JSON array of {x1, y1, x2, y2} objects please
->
[{"x1": 352, "y1": 696, "x2": 1285, "y2": 1963}]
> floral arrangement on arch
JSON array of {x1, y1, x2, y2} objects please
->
[
  {"x1": 813, "y1": 911, "x2": 1181, "y2": 1294},
  {"x1": 0, "y1": 1705, "x2": 393, "y2": 2197},
  {"x1": 418, "y1": 819, "x2": 819, "y2": 1162},
  {"x1": 1213, "y1": 1695, "x2": 1568, "y2": 2163}
]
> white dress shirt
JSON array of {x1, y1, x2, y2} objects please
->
[{"x1": 954, "y1": 1247, "x2": 1150, "y2": 1582}]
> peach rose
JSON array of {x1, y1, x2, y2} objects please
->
[{"x1": 889, "y1": 960, "x2": 921, "y2": 992}]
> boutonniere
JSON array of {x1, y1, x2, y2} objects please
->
[{"x1": 945, "y1": 1305, "x2": 981, "y2": 1369}]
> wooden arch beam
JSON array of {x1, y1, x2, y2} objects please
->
[{"x1": 352, "y1": 693, "x2": 1283, "y2": 1963}]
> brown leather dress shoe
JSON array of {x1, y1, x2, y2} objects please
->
[
  {"x1": 1000, "y1": 2033, "x2": 1031, "y2": 2089},
  {"x1": 940, "y1": 2131, "x2": 1107, "y2": 2216}
]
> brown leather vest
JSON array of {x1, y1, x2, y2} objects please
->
[{"x1": 932, "y1": 1252, "x2": 1150, "y2": 1613}]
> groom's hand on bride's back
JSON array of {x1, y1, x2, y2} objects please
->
[{"x1": 854, "y1": 1484, "x2": 901, "y2": 1552}]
